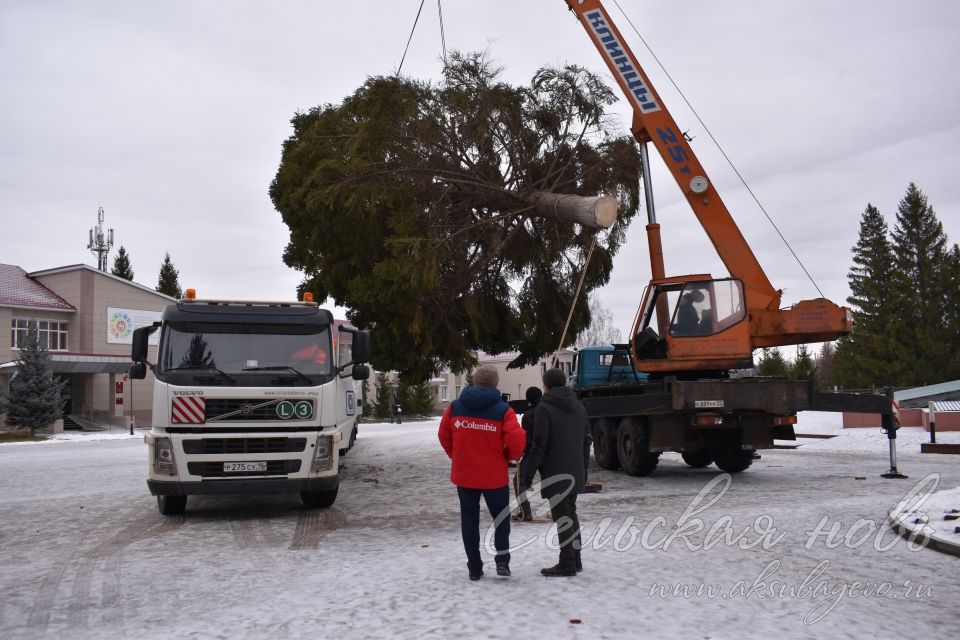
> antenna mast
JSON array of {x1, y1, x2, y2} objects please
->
[{"x1": 87, "y1": 205, "x2": 114, "y2": 271}]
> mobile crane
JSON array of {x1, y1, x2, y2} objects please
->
[{"x1": 563, "y1": 0, "x2": 893, "y2": 475}]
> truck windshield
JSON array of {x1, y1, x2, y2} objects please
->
[{"x1": 157, "y1": 322, "x2": 333, "y2": 386}]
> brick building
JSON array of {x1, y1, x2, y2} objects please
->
[{"x1": 0, "y1": 263, "x2": 171, "y2": 430}]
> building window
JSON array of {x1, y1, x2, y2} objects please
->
[
  {"x1": 441, "y1": 386, "x2": 449, "y2": 402},
  {"x1": 540, "y1": 362, "x2": 547, "y2": 376},
  {"x1": 11, "y1": 318, "x2": 69, "y2": 351},
  {"x1": 455, "y1": 385, "x2": 461, "y2": 398}
]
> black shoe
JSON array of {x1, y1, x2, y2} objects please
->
[
  {"x1": 469, "y1": 570, "x2": 483, "y2": 581},
  {"x1": 496, "y1": 564, "x2": 511, "y2": 577},
  {"x1": 540, "y1": 563, "x2": 577, "y2": 577}
]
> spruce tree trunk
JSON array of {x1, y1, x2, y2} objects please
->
[{"x1": 528, "y1": 193, "x2": 619, "y2": 229}]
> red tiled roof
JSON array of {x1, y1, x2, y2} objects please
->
[{"x1": 0, "y1": 264, "x2": 75, "y2": 311}]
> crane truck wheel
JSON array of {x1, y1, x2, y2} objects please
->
[
  {"x1": 592, "y1": 419, "x2": 621, "y2": 470},
  {"x1": 713, "y1": 448, "x2": 754, "y2": 473},
  {"x1": 157, "y1": 495, "x2": 187, "y2": 516},
  {"x1": 681, "y1": 449, "x2": 713, "y2": 469},
  {"x1": 617, "y1": 418, "x2": 660, "y2": 477},
  {"x1": 301, "y1": 487, "x2": 339, "y2": 509}
]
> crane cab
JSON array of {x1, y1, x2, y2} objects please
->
[{"x1": 631, "y1": 276, "x2": 753, "y2": 375}]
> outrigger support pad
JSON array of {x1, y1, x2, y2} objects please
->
[{"x1": 880, "y1": 389, "x2": 908, "y2": 479}]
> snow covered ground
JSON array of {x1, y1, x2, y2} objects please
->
[{"x1": 1, "y1": 412, "x2": 959, "y2": 639}]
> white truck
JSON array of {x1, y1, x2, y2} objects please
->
[{"x1": 129, "y1": 291, "x2": 371, "y2": 515}]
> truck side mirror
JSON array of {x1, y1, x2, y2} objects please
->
[
  {"x1": 131, "y1": 323, "x2": 159, "y2": 368},
  {"x1": 352, "y1": 331, "x2": 372, "y2": 364},
  {"x1": 351, "y1": 364, "x2": 370, "y2": 381},
  {"x1": 129, "y1": 361, "x2": 147, "y2": 380}
]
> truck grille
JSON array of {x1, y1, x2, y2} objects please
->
[
  {"x1": 188, "y1": 460, "x2": 302, "y2": 477},
  {"x1": 182, "y1": 438, "x2": 306, "y2": 455},
  {"x1": 203, "y1": 398, "x2": 314, "y2": 422}
]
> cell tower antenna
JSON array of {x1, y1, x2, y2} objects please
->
[{"x1": 87, "y1": 205, "x2": 114, "y2": 271}]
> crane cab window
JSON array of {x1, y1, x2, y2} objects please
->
[{"x1": 670, "y1": 280, "x2": 745, "y2": 337}]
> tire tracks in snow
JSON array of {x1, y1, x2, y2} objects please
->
[
  {"x1": 26, "y1": 506, "x2": 184, "y2": 634},
  {"x1": 289, "y1": 507, "x2": 347, "y2": 549}
]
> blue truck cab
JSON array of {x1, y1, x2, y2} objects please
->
[{"x1": 572, "y1": 344, "x2": 648, "y2": 390}]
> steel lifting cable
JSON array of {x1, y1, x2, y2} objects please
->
[
  {"x1": 438, "y1": 0, "x2": 447, "y2": 65},
  {"x1": 611, "y1": 0, "x2": 825, "y2": 298},
  {"x1": 397, "y1": 0, "x2": 427, "y2": 76},
  {"x1": 551, "y1": 237, "x2": 597, "y2": 368},
  {"x1": 397, "y1": 1, "x2": 448, "y2": 75}
]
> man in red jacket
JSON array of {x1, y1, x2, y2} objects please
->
[{"x1": 439, "y1": 365, "x2": 525, "y2": 580}]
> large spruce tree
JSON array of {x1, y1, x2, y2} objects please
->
[
  {"x1": 832, "y1": 204, "x2": 901, "y2": 388},
  {"x1": 271, "y1": 52, "x2": 642, "y2": 381},
  {"x1": 944, "y1": 244, "x2": 960, "y2": 380},
  {"x1": 111, "y1": 246, "x2": 135, "y2": 281},
  {"x1": 890, "y1": 183, "x2": 950, "y2": 386},
  {"x1": 156, "y1": 252, "x2": 183, "y2": 298},
  {"x1": 5, "y1": 328, "x2": 63, "y2": 436}
]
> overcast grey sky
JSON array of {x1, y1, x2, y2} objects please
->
[{"x1": 1, "y1": 1, "x2": 958, "y2": 339}]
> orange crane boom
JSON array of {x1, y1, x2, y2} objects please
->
[{"x1": 564, "y1": 0, "x2": 851, "y2": 374}]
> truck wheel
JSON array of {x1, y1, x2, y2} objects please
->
[
  {"x1": 681, "y1": 449, "x2": 713, "y2": 468},
  {"x1": 592, "y1": 419, "x2": 620, "y2": 470},
  {"x1": 617, "y1": 419, "x2": 659, "y2": 477},
  {"x1": 157, "y1": 495, "x2": 187, "y2": 515},
  {"x1": 341, "y1": 425, "x2": 359, "y2": 457},
  {"x1": 301, "y1": 487, "x2": 338, "y2": 509},
  {"x1": 713, "y1": 448, "x2": 754, "y2": 473}
]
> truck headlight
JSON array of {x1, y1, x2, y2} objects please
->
[
  {"x1": 311, "y1": 435, "x2": 334, "y2": 472},
  {"x1": 155, "y1": 438, "x2": 177, "y2": 475}
]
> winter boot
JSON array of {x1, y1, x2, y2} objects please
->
[
  {"x1": 469, "y1": 569, "x2": 483, "y2": 581},
  {"x1": 496, "y1": 563, "x2": 511, "y2": 577},
  {"x1": 540, "y1": 563, "x2": 577, "y2": 577}
]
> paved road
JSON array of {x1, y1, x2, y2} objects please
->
[{"x1": 0, "y1": 429, "x2": 957, "y2": 639}]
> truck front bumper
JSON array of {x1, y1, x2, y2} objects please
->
[{"x1": 147, "y1": 476, "x2": 339, "y2": 496}]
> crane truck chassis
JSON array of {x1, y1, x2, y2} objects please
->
[
  {"x1": 129, "y1": 292, "x2": 371, "y2": 515},
  {"x1": 572, "y1": 344, "x2": 895, "y2": 475}
]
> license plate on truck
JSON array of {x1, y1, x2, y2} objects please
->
[{"x1": 223, "y1": 461, "x2": 267, "y2": 473}]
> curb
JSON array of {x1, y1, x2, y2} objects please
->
[{"x1": 889, "y1": 486, "x2": 960, "y2": 558}]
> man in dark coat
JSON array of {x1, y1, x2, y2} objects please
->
[
  {"x1": 514, "y1": 386, "x2": 542, "y2": 521},
  {"x1": 520, "y1": 367, "x2": 591, "y2": 576}
]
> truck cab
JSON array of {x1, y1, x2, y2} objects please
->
[{"x1": 130, "y1": 293, "x2": 371, "y2": 515}]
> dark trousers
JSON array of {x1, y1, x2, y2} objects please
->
[
  {"x1": 457, "y1": 485, "x2": 511, "y2": 572},
  {"x1": 548, "y1": 492, "x2": 581, "y2": 569},
  {"x1": 513, "y1": 467, "x2": 534, "y2": 520}
]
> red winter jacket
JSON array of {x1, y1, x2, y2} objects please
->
[{"x1": 438, "y1": 385, "x2": 525, "y2": 489}]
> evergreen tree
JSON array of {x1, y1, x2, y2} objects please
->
[
  {"x1": 5, "y1": 328, "x2": 63, "y2": 436},
  {"x1": 890, "y1": 183, "x2": 950, "y2": 386},
  {"x1": 373, "y1": 372, "x2": 392, "y2": 420},
  {"x1": 111, "y1": 245, "x2": 135, "y2": 281},
  {"x1": 789, "y1": 344, "x2": 817, "y2": 386},
  {"x1": 756, "y1": 348, "x2": 789, "y2": 377},
  {"x1": 815, "y1": 342, "x2": 836, "y2": 389},
  {"x1": 394, "y1": 382, "x2": 412, "y2": 415},
  {"x1": 831, "y1": 203, "x2": 901, "y2": 388},
  {"x1": 407, "y1": 381, "x2": 435, "y2": 416},
  {"x1": 271, "y1": 52, "x2": 643, "y2": 381},
  {"x1": 156, "y1": 252, "x2": 183, "y2": 298},
  {"x1": 944, "y1": 244, "x2": 960, "y2": 380},
  {"x1": 360, "y1": 379, "x2": 373, "y2": 417}
]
